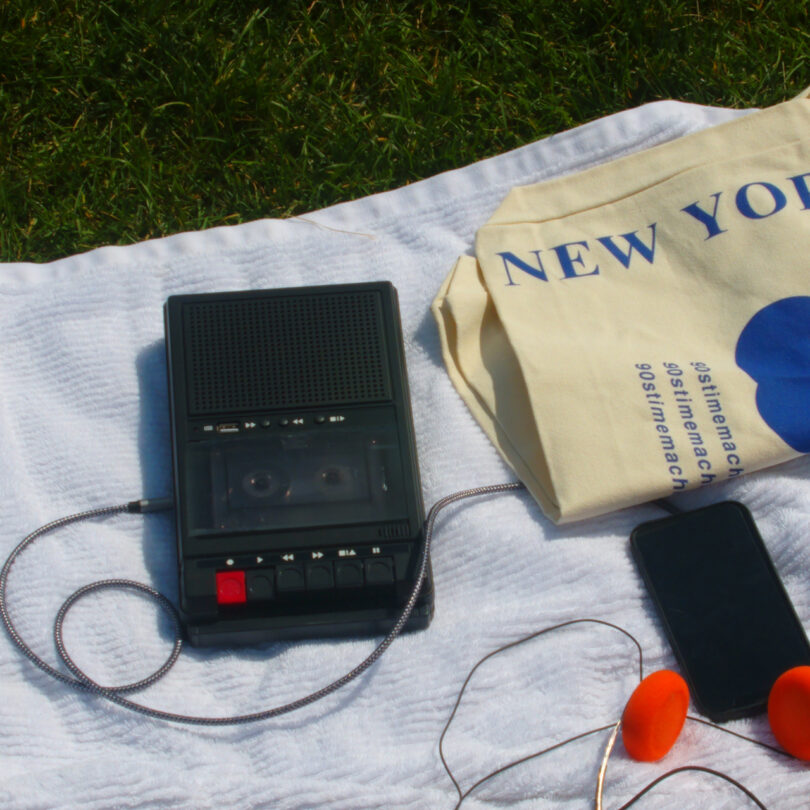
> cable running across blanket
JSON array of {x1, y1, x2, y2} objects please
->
[{"x1": 0, "y1": 482, "x2": 524, "y2": 725}]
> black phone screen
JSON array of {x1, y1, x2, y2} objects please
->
[{"x1": 631, "y1": 501, "x2": 810, "y2": 721}]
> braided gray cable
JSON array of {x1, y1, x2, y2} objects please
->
[
  {"x1": 0, "y1": 504, "x2": 130, "y2": 688},
  {"x1": 0, "y1": 482, "x2": 523, "y2": 725}
]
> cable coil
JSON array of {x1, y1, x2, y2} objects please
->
[{"x1": 0, "y1": 483, "x2": 524, "y2": 725}]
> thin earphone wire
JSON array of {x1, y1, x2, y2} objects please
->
[{"x1": 0, "y1": 487, "x2": 790, "y2": 808}]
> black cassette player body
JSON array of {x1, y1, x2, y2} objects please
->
[{"x1": 164, "y1": 282, "x2": 432, "y2": 646}]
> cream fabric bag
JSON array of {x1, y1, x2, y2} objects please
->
[{"x1": 433, "y1": 94, "x2": 810, "y2": 522}]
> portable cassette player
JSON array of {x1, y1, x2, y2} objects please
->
[{"x1": 164, "y1": 282, "x2": 433, "y2": 646}]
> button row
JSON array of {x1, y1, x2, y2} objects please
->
[
  {"x1": 199, "y1": 414, "x2": 347, "y2": 434},
  {"x1": 215, "y1": 557, "x2": 395, "y2": 605}
]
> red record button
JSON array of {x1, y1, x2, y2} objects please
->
[{"x1": 216, "y1": 570, "x2": 246, "y2": 604}]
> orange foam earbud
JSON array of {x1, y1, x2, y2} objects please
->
[
  {"x1": 622, "y1": 670, "x2": 690, "y2": 762},
  {"x1": 768, "y1": 665, "x2": 810, "y2": 761}
]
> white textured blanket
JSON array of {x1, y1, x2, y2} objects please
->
[{"x1": 2, "y1": 100, "x2": 809, "y2": 810}]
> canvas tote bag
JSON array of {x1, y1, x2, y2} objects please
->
[{"x1": 433, "y1": 92, "x2": 810, "y2": 523}]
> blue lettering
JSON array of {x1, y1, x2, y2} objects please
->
[
  {"x1": 552, "y1": 241, "x2": 599, "y2": 279},
  {"x1": 735, "y1": 181, "x2": 787, "y2": 219},
  {"x1": 681, "y1": 192, "x2": 726, "y2": 239},
  {"x1": 788, "y1": 172, "x2": 810, "y2": 210},
  {"x1": 596, "y1": 224, "x2": 657, "y2": 268},
  {"x1": 496, "y1": 251, "x2": 548, "y2": 285}
]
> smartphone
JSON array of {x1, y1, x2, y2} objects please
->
[{"x1": 631, "y1": 501, "x2": 810, "y2": 721}]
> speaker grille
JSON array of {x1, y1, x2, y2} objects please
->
[{"x1": 183, "y1": 291, "x2": 390, "y2": 415}]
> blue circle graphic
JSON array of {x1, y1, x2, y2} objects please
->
[{"x1": 735, "y1": 296, "x2": 810, "y2": 452}]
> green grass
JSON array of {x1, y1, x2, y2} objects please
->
[{"x1": 2, "y1": 0, "x2": 809, "y2": 261}]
